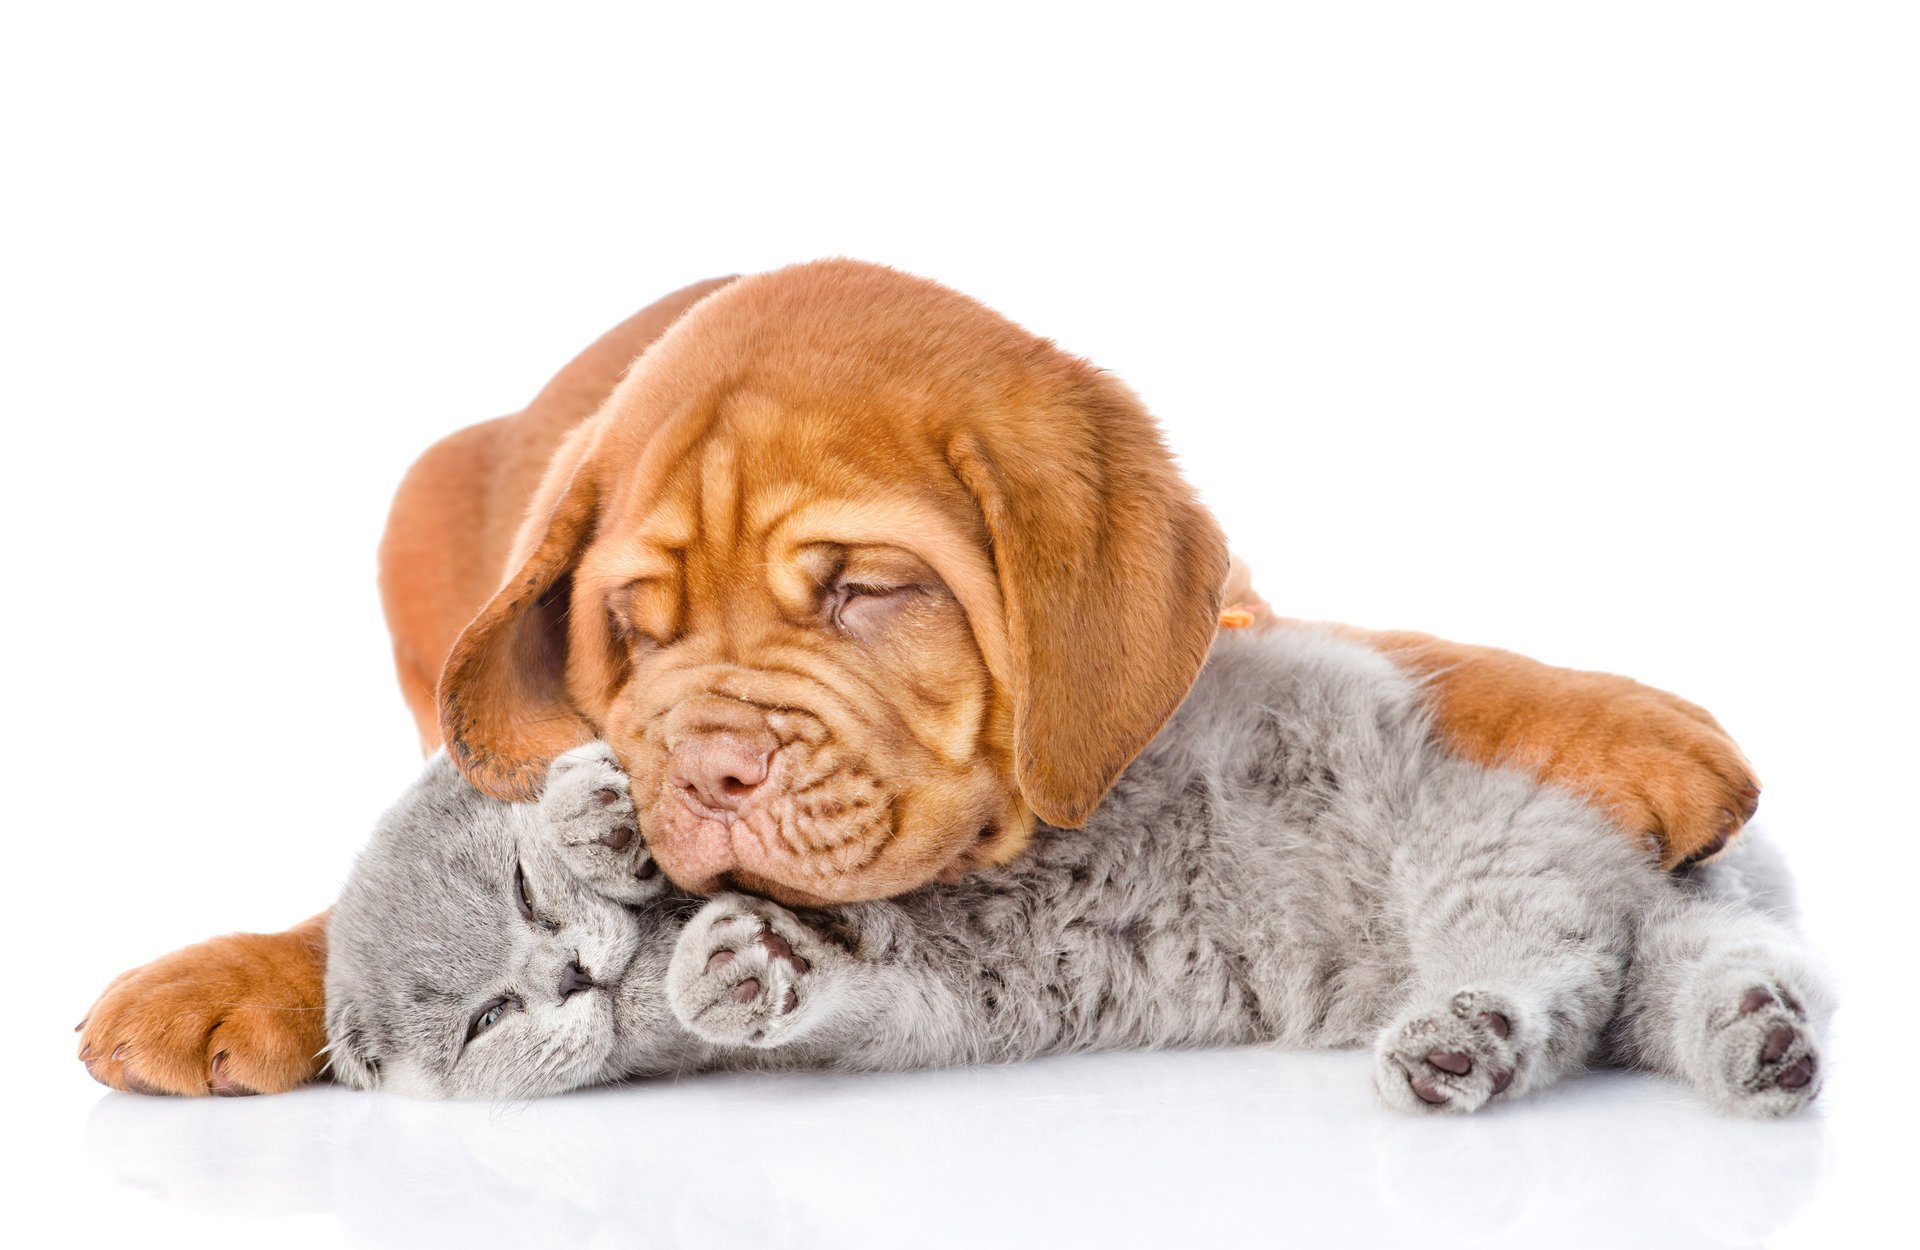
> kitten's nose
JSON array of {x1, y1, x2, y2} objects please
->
[
  {"x1": 670, "y1": 733, "x2": 773, "y2": 813},
  {"x1": 557, "y1": 959, "x2": 596, "y2": 1001}
]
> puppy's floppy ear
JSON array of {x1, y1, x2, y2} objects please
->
[
  {"x1": 948, "y1": 376, "x2": 1230, "y2": 828},
  {"x1": 438, "y1": 423, "x2": 603, "y2": 801}
]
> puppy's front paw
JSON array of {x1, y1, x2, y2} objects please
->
[
  {"x1": 1533, "y1": 679, "x2": 1761, "y2": 869},
  {"x1": 78, "y1": 924, "x2": 327, "y2": 1096},
  {"x1": 540, "y1": 742, "x2": 665, "y2": 903},
  {"x1": 666, "y1": 896, "x2": 843, "y2": 1048},
  {"x1": 1374, "y1": 989, "x2": 1524, "y2": 1114}
]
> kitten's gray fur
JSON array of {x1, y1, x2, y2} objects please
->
[{"x1": 325, "y1": 626, "x2": 1832, "y2": 1115}]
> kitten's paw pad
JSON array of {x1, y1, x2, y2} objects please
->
[
  {"x1": 667, "y1": 897, "x2": 838, "y2": 1048},
  {"x1": 540, "y1": 743, "x2": 665, "y2": 902},
  {"x1": 543, "y1": 742, "x2": 635, "y2": 836},
  {"x1": 1374, "y1": 990, "x2": 1522, "y2": 1114},
  {"x1": 1700, "y1": 982, "x2": 1822, "y2": 1117}
]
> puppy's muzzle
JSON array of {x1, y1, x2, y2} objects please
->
[{"x1": 670, "y1": 731, "x2": 774, "y2": 817}]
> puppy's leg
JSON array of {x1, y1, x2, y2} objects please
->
[
  {"x1": 79, "y1": 912, "x2": 329, "y2": 1096},
  {"x1": 1291, "y1": 620, "x2": 1762, "y2": 868},
  {"x1": 1611, "y1": 892, "x2": 1831, "y2": 1117}
]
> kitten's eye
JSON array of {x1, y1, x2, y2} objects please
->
[
  {"x1": 466, "y1": 994, "x2": 522, "y2": 1044},
  {"x1": 514, "y1": 862, "x2": 559, "y2": 932},
  {"x1": 513, "y1": 862, "x2": 536, "y2": 922}
]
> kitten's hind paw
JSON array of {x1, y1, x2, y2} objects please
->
[
  {"x1": 666, "y1": 896, "x2": 844, "y2": 1048},
  {"x1": 1374, "y1": 989, "x2": 1524, "y2": 1114},
  {"x1": 1691, "y1": 980, "x2": 1823, "y2": 1118},
  {"x1": 540, "y1": 741, "x2": 665, "y2": 903}
]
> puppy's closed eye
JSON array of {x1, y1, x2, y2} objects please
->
[
  {"x1": 832, "y1": 581, "x2": 924, "y2": 634},
  {"x1": 800, "y1": 543, "x2": 944, "y2": 639}
]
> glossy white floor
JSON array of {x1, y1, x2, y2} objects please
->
[{"x1": 61, "y1": 1028, "x2": 1848, "y2": 1250}]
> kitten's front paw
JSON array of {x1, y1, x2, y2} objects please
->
[
  {"x1": 1374, "y1": 990, "x2": 1524, "y2": 1114},
  {"x1": 666, "y1": 896, "x2": 844, "y2": 1048},
  {"x1": 541, "y1": 742, "x2": 666, "y2": 903},
  {"x1": 1691, "y1": 977, "x2": 1824, "y2": 1118}
]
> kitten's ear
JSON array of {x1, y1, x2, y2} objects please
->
[{"x1": 323, "y1": 1000, "x2": 381, "y2": 1090}]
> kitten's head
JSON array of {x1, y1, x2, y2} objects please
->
[{"x1": 325, "y1": 756, "x2": 696, "y2": 1098}]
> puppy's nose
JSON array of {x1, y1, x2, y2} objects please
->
[
  {"x1": 557, "y1": 959, "x2": 596, "y2": 1001},
  {"x1": 670, "y1": 734, "x2": 772, "y2": 813}
]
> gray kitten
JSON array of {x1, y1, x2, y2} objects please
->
[{"x1": 325, "y1": 626, "x2": 1831, "y2": 1115}]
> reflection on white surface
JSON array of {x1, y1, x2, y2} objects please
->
[{"x1": 84, "y1": 1048, "x2": 1829, "y2": 1250}]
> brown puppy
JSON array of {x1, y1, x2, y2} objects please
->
[
  {"x1": 439, "y1": 262, "x2": 1230, "y2": 902},
  {"x1": 78, "y1": 261, "x2": 1759, "y2": 1095}
]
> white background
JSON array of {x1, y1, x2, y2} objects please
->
[{"x1": 3, "y1": 3, "x2": 1915, "y2": 1247}]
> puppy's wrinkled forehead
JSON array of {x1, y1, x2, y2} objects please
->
[{"x1": 579, "y1": 391, "x2": 1009, "y2": 676}]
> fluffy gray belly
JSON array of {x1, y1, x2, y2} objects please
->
[{"x1": 866, "y1": 626, "x2": 1613, "y2": 1058}]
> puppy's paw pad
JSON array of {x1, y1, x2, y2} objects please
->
[{"x1": 1374, "y1": 989, "x2": 1522, "y2": 1115}]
